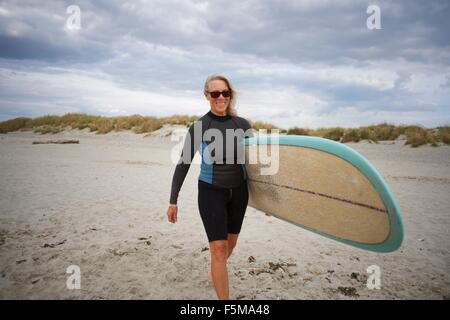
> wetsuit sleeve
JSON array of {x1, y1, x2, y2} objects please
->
[{"x1": 169, "y1": 123, "x2": 199, "y2": 204}]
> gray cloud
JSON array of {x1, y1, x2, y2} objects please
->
[
  {"x1": 3, "y1": 0, "x2": 448, "y2": 64},
  {"x1": 0, "y1": 0, "x2": 449, "y2": 127}
]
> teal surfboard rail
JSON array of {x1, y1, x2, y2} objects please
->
[{"x1": 244, "y1": 135, "x2": 404, "y2": 253}]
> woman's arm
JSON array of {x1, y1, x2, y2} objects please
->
[{"x1": 169, "y1": 123, "x2": 199, "y2": 205}]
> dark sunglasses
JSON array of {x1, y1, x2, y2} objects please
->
[{"x1": 208, "y1": 90, "x2": 231, "y2": 99}]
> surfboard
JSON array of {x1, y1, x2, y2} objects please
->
[{"x1": 244, "y1": 135, "x2": 404, "y2": 253}]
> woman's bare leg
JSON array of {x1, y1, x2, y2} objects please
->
[
  {"x1": 209, "y1": 240, "x2": 229, "y2": 300},
  {"x1": 208, "y1": 233, "x2": 239, "y2": 278},
  {"x1": 227, "y1": 233, "x2": 239, "y2": 258},
  {"x1": 207, "y1": 234, "x2": 240, "y2": 300}
]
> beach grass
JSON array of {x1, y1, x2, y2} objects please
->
[
  {"x1": 321, "y1": 127, "x2": 346, "y2": 141},
  {"x1": 283, "y1": 123, "x2": 447, "y2": 147},
  {"x1": 0, "y1": 113, "x2": 199, "y2": 135},
  {"x1": 286, "y1": 127, "x2": 310, "y2": 136},
  {"x1": 0, "y1": 114, "x2": 449, "y2": 147},
  {"x1": 0, "y1": 117, "x2": 32, "y2": 133},
  {"x1": 437, "y1": 126, "x2": 450, "y2": 145},
  {"x1": 341, "y1": 129, "x2": 361, "y2": 143},
  {"x1": 249, "y1": 120, "x2": 280, "y2": 133}
]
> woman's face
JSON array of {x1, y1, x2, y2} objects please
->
[{"x1": 205, "y1": 79, "x2": 231, "y2": 116}]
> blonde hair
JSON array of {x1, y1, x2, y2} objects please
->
[{"x1": 204, "y1": 74, "x2": 238, "y2": 116}]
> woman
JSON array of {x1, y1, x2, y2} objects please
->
[{"x1": 166, "y1": 74, "x2": 253, "y2": 300}]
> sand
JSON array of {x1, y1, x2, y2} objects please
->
[{"x1": 0, "y1": 129, "x2": 449, "y2": 300}]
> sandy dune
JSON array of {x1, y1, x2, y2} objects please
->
[{"x1": 0, "y1": 130, "x2": 449, "y2": 299}]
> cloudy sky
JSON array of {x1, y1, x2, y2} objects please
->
[{"x1": 0, "y1": 0, "x2": 449, "y2": 128}]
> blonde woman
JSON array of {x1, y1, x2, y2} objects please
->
[{"x1": 166, "y1": 74, "x2": 253, "y2": 300}]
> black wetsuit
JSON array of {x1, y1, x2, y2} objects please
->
[{"x1": 169, "y1": 111, "x2": 253, "y2": 242}]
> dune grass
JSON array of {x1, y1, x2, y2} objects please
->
[
  {"x1": 249, "y1": 120, "x2": 280, "y2": 133},
  {"x1": 0, "y1": 114, "x2": 448, "y2": 147},
  {"x1": 287, "y1": 127, "x2": 310, "y2": 136},
  {"x1": 0, "y1": 117, "x2": 32, "y2": 133},
  {"x1": 0, "y1": 113, "x2": 201, "y2": 135},
  {"x1": 341, "y1": 129, "x2": 361, "y2": 143},
  {"x1": 437, "y1": 126, "x2": 450, "y2": 145},
  {"x1": 280, "y1": 123, "x2": 447, "y2": 147}
]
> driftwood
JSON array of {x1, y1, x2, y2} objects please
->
[{"x1": 32, "y1": 139, "x2": 79, "y2": 145}]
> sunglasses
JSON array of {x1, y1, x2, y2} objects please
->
[{"x1": 208, "y1": 90, "x2": 231, "y2": 99}]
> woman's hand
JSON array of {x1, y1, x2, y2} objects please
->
[{"x1": 167, "y1": 204, "x2": 178, "y2": 223}]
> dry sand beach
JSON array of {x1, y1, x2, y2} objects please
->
[{"x1": 0, "y1": 129, "x2": 449, "y2": 300}]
